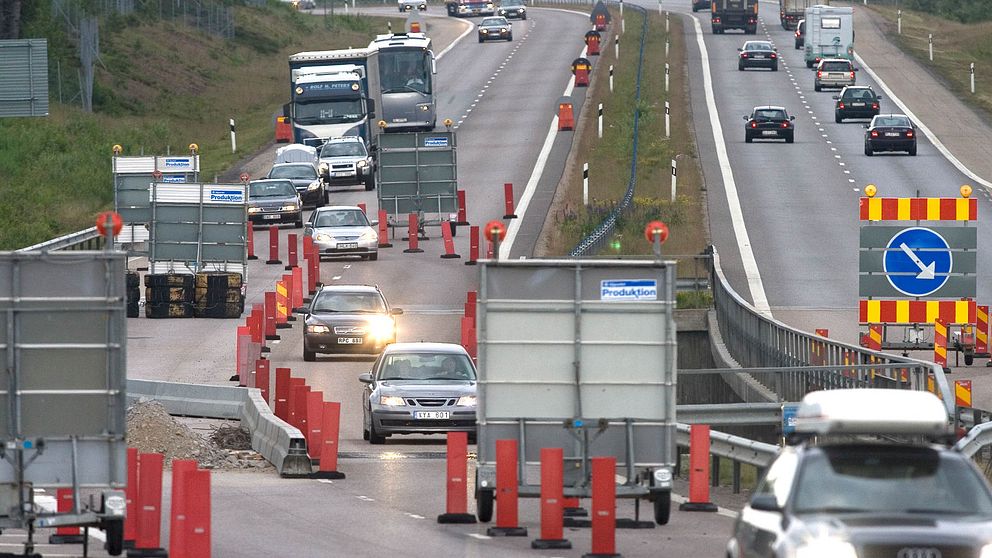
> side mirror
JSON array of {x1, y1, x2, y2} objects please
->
[
  {"x1": 370, "y1": 219, "x2": 379, "y2": 227},
  {"x1": 391, "y1": 308, "x2": 404, "y2": 316},
  {"x1": 743, "y1": 115, "x2": 749, "y2": 121},
  {"x1": 831, "y1": 96, "x2": 840, "y2": 100},
  {"x1": 367, "y1": 98, "x2": 376, "y2": 119},
  {"x1": 853, "y1": 68, "x2": 859, "y2": 71},
  {"x1": 876, "y1": 95, "x2": 883, "y2": 100},
  {"x1": 790, "y1": 116, "x2": 795, "y2": 121},
  {"x1": 282, "y1": 103, "x2": 291, "y2": 118},
  {"x1": 359, "y1": 373, "x2": 374, "y2": 384},
  {"x1": 737, "y1": 48, "x2": 743, "y2": 51},
  {"x1": 749, "y1": 494, "x2": 782, "y2": 513}
]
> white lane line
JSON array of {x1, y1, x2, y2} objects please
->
[
  {"x1": 317, "y1": 479, "x2": 334, "y2": 484},
  {"x1": 854, "y1": 52, "x2": 992, "y2": 189},
  {"x1": 405, "y1": 513, "x2": 426, "y2": 519},
  {"x1": 468, "y1": 534, "x2": 492, "y2": 540},
  {"x1": 689, "y1": 14, "x2": 771, "y2": 316}
]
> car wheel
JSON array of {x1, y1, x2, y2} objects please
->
[
  {"x1": 467, "y1": 431, "x2": 477, "y2": 445},
  {"x1": 786, "y1": 133, "x2": 794, "y2": 144},
  {"x1": 795, "y1": 41, "x2": 801, "y2": 50},
  {"x1": 865, "y1": 143, "x2": 874, "y2": 156},
  {"x1": 476, "y1": 488, "x2": 495, "y2": 522},
  {"x1": 507, "y1": 34, "x2": 513, "y2": 41},
  {"x1": 654, "y1": 492, "x2": 672, "y2": 525},
  {"x1": 966, "y1": 353, "x2": 975, "y2": 366},
  {"x1": 909, "y1": 143, "x2": 917, "y2": 156},
  {"x1": 369, "y1": 418, "x2": 387, "y2": 445},
  {"x1": 835, "y1": 113, "x2": 843, "y2": 123},
  {"x1": 323, "y1": 191, "x2": 329, "y2": 206},
  {"x1": 806, "y1": 60, "x2": 813, "y2": 68},
  {"x1": 449, "y1": 223, "x2": 458, "y2": 237},
  {"x1": 304, "y1": 348, "x2": 316, "y2": 362},
  {"x1": 745, "y1": 133, "x2": 753, "y2": 143},
  {"x1": 102, "y1": 518, "x2": 125, "y2": 556},
  {"x1": 364, "y1": 176, "x2": 375, "y2": 191},
  {"x1": 478, "y1": 36, "x2": 484, "y2": 43},
  {"x1": 294, "y1": 214, "x2": 304, "y2": 229},
  {"x1": 738, "y1": 61, "x2": 745, "y2": 71},
  {"x1": 772, "y1": 64, "x2": 778, "y2": 72},
  {"x1": 521, "y1": 14, "x2": 526, "y2": 19},
  {"x1": 368, "y1": 252, "x2": 378, "y2": 261},
  {"x1": 814, "y1": 83, "x2": 821, "y2": 92}
]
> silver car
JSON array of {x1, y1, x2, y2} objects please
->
[
  {"x1": 815, "y1": 58, "x2": 857, "y2": 91},
  {"x1": 317, "y1": 137, "x2": 375, "y2": 191},
  {"x1": 305, "y1": 206, "x2": 379, "y2": 261},
  {"x1": 360, "y1": 343, "x2": 477, "y2": 444}
]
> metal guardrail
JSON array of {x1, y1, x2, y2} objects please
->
[{"x1": 15, "y1": 226, "x2": 103, "y2": 252}]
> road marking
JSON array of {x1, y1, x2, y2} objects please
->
[
  {"x1": 317, "y1": 479, "x2": 334, "y2": 484},
  {"x1": 830, "y1": 147, "x2": 837, "y2": 151},
  {"x1": 332, "y1": 275, "x2": 341, "y2": 280},
  {"x1": 468, "y1": 534, "x2": 492, "y2": 540},
  {"x1": 405, "y1": 513, "x2": 426, "y2": 519},
  {"x1": 356, "y1": 495, "x2": 375, "y2": 502},
  {"x1": 688, "y1": 14, "x2": 771, "y2": 316}
]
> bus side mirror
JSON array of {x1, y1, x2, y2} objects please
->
[
  {"x1": 367, "y1": 98, "x2": 376, "y2": 119},
  {"x1": 430, "y1": 52, "x2": 438, "y2": 74},
  {"x1": 282, "y1": 103, "x2": 291, "y2": 118}
]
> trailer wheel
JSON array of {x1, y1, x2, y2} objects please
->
[
  {"x1": 654, "y1": 492, "x2": 671, "y2": 525},
  {"x1": 477, "y1": 488, "x2": 495, "y2": 522},
  {"x1": 103, "y1": 519, "x2": 125, "y2": 556},
  {"x1": 966, "y1": 353, "x2": 975, "y2": 366}
]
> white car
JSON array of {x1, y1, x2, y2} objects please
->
[
  {"x1": 398, "y1": 0, "x2": 427, "y2": 11},
  {"x1": 318, "y1": 137, "x2": 375, "y2": 191},
  {"x1": 304, "y1": 206, "x2": 379, "y2": 261}
]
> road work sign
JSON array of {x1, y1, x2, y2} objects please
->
[
  {"x1": 883, "y1": 227, "x2": 951, "y2": 297},
  {"x1": 600, "y1": 279, "x2": 657, "y2": 301}
]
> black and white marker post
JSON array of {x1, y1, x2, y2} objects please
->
[{"x1": 230, "y1": 118, "x2": 236, "y2": 153}]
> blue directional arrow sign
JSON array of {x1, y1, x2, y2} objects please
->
[{"x1": 883, "y1": 227, "x2": 952, "y2": 297}]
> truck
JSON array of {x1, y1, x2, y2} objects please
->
[
  {"x1": 474, "y1": 259, "x2": 677, "y2": 526},
  {"x1": 779, "y1": 0, "x2": 813, "y2": 29},
  {"x1": 285, "y1": 49, "x2": 381, "y2": 152},
  {"x1": 445, "y1": 0, "x2": 495, "y2": 17},
  {"x1": 370, "y1": 33, "x2": 438, "y2": 133},
  {"x1": 711, "y1": 0, "x2": 758, "y2": 34},
  {"x1": 0, "y1": 250, "x2": 128, "y2": 555},
  {"x1": 804, "y1": 5, "x2": 854, "y2": 67}
]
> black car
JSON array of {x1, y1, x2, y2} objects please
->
[
  {"x1": 738, "y1": 40, "x2": 778, "y2": 71},
  {"x1": 833, "y1": 86, "x2": 882, "y2": 122},
  {"x1": 497, "y1": 0, "x2": 526, "y2": 19},
  {"x1": 744, "y1": 106, "x2": 795, "y2": 143},
  {"x1": 477, "y1": 16, "x2": 512, "y2": 42},
  {"x1": 865, "y1": 114, "x2": 917, "y2": 156},
  {"x1": 303, "y1": 284, "x2": 403, "y2": 360},
  {"x1": 247, "y1": 179, "x2": 303, "y2": 228},
  {"x1": 794, "y1": 19, "x2": 805, "y2": 49},
  {"x1": 266, "y1": 162, "x2": 324, "y2": 207},
  {"x1": 691, "y1": 0, "x2": 711, "y2": 12},
  {"x1": 729, "y1": 389, "x2": 992, "y2": 558}
]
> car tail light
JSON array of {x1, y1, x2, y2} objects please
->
[
  {"x1": 817, "y1": 71, "x2": 823, "y2": 79},
  {"x1": 906, "y1": 130, "x2": 914, "y2": 138},
  {"x1": 713, "y1": 17, "x2": 720, "y2": 22},
  {"x1": 771, "y1": 53, "x2": 777, "y2": 59},
  {"x1": 838, "y1": 102, "x2": 845, "y2": 109},
  {"x1": 741, "y1": 52, "x2": 748, "y2": 58},
  {"x1": 781, "y1": 122, "x2": 789, "y2": 128},
  {"x1": 795, "y1": 30, "x2": 800, "y2": 37},
  {"x1": 750, "y1": 121, "x2": 757, "y2": 128},
  {"x1": 871, "y1": 103, "x2": 879, "y2": 109},
  {"x1": 870, "y1": 130, "x2": 879, "y2": 138},
  {"x1": 849, "y1": 71, "x2": 855, "y2": 79}
]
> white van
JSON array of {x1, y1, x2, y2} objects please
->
[{"x1": 804, "y1": 5, "x2": 854, "y2": 67}]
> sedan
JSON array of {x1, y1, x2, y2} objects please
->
[
  {"x1": 360, "y1": 343, "x2": 477, "y2": 444},
  {"x1": 305, "y1": 206, "x2": 379, "y2": 261},
  {"x1": 478, "y1": 17, "x2": 512, "y2": 42},
  {"x1": 865, "y1": 114, "x2": 917, "y2": 156},
  {"x1": 266, "y1": 162, "x2": 324, "y2": 207},
  {"x1": 247, "y1": 179, "x2": 303, "y2": 228},
  {"x1": 833, "y1": 85, "x2": 882, "y2": 122},
  {"x1": 497, "y1": 0, "x2": 526, "y2": 19},
  {"x1": 738, "y1": 41, "x2": 778, "y2": 71},
  {"x1": 303, "y1": 284, "x2": 402, "y2": 360},
  {"x1": 744, "y1": 106, "x2": 795, "y2": 143},
  {"x1": 815, "y1": 58, "x2": 857, "y2": 91}
]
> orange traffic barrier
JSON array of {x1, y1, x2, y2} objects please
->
[
  {"x1": 168, "y1": 459, "x2": 198, "y2": 557},
  {"x1": 585, "y1": 30, "x2": 601, "y2": 55},
  {"x1": 358, "y1": 202, "x2": 366, "y2": 215},
  {"x1": 265, "y1": 292, "x2": 280, "y2": 340},
  {"x1": 558, "y1": 100, "x2": 575, "y2": 131},
  {"x1": 487, "y1": 439, "x2": 527, "y2": 537},
  {"x1": 49, "y1": 489, "x2": 84, "y2": 544},
  {"x1": 275, "y1": 115, "x2": 292, "y2": 143},
  {"x1": 282, "y1": 273, "x2": 297, "y2": 322},
  {"x1": 503, "y1": 183, "x2": 517, "y2": 219},
  {"x1": 441, "y1": 221, "x2": 460, "y2": 259},
  {"x1": 465, "y1": 225, "x2": 480, "y2": 266},
  {"x1": 866, "y1": 324, "x2": 882, "y2": 351},
  {"x1": 234, "y1": 325, "x2": 250, "y2": 386},
  {"x1": 935, "y1": 318, "x2": 949, "y2": 369},
  {"x1": 286, "y1": 233, "x2": 298, "y2": 271},
  {"x1": 411, "y1": 21, "x2": 422, "y2": 33},
  {"x1": 312, "y1": 401, "x2": 346, "y2": 479},
  {"x1": 588, "y1": 456, "x2": 617, "y2": 555},
  {"x1": 275, "y1": 281, "x2": 291, "y2": 329},
  {"x1": 572, "y1": 57, "x2": 592, "y2": 87},
  {"x1": 978, "y1": 305, "x2": 989, "y2": 356},
  {"x1": 956, "y1": 380, "x2": 973, "y2": 408},
  {"x1": 135, "y1": 453, "x2": 166, "y2": 555},
  {"x1": 274, "y1": 367, "x2": 291, "y2": 419},
  {"x1": 256, "y1": 359, "x2": 270, "y2": 403},
  {"x1": 292, "y1": 266, "x2": 304, "y2": 312},
  {"x1": 266, "y1": 225, "x2": 281, "y2": 265},
  {"x1": 404, "y1": 213, "x2": 424, "y2": 253},
  {"x1": 378, "y1": 209, "x2": 392, "y2": 248},
  {"x1": 595, "y1": 13, "x2": 607, "y2": 30},
  {"x1": 532, "y1": 447, "x2": 570, "y2": 549},
  {"x1": 680, "y1": 424, "x2": 718, "y2": 512},
  {"x1": 306, "y1": 391, "x2": 324, "y2": 459},
  {"x1": 291, "y1": 383, "x2": 311, "y2": 432},
  {"x1": 247, "y1": 224, "x2": 258, "y2": 260},
  {"x1": 437, "y1": 431, "x2": 476, "y2": 523},
  {"x1": 124, "y1": 448, "x2": 138, "y2": 547},
  {"x1": 184, "y1": 469, "x2": 211, "y2": 558},
  {"x1": 456, "y1": 190, "x2": 469, "y2": 225}
]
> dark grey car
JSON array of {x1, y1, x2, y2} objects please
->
[
  {"x1": 303, "y1": 284, "x2": 402, "y2": 360},
  {"x1": 266, "y1": 162, "x2": 324, "y2": 207},
  {"x1": 247, "y1": 179, "x2": 303, "y2": 228},
  {"x1": 478, "y1": 16, "x2": 512, "y2": 42},
  {"x1": 359, "y1": 343, "x2": 477, "y2": 444}
]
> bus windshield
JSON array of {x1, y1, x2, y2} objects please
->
[
  {"x1": 380, "y1": 49, "x2": 432, "y2": 95},
  {"x1": 293, "y1": 99, "x2": 365, "y2": 125}
]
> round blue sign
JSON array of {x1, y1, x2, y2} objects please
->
[{"x1": 883, "y1": 227, "x2": 952, "y2": 297}]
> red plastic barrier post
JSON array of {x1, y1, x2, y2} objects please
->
[
  {"x1": 503, "y1": 183, "x2": 517, "y2": 219},
  {"x1": 589, "y1": 456, "x2": 617, "y2": 556},
  {"x1": 303, "y1": 234, "x2": 314, "y2": 262},
  {"x1": 292, "y1": 266, "x2": 304, "y2": 311},
  {"x1": 168, "y1": 459, "x2": 198, "y2": 558},
  {"x1": 292, "y1": 383, "x2": 311, "y2": 432},
  {"x1": 281, "y1": 274, "x2": 297, "y2": 322},
  {"x1": 437, "y1": 431, "x2": 476, "y2": 523},
  {"x1": 49, "y1": 488, "x2": 83, "y2": 544},
  {"x1": 487, "y1": 439, "x2": 527, "y2": 536},
  {"x1": 184, "y1": 469, "x2": 211, "y2": 558},
  {"x1": 266, "y1": 225, "x2": 281, "y2": 265},
  {"x1": 312, "y1": 401, "x2": 346, "y2": 479},
  {"x1": 306, "y1": 251, "x2": 318, "y2": 296},
  {"x1": 456, "y1": 189, "x2": 468, "y2": 225},
  {"x1": 285, "y1": 233, "x2": 298, "y2": 271},
  {"x1": 465, "y1": 225, "x2": 480, "y2": 266},
  {"x1": 247, "y1": 224, "x2": 258, "y2": 260},
  {"x1": 466, "y1": 291, "x2": 477, "y2": 320},
  {"x1": 252, "y1": 304, "x2": 268, "y2": 353},
  {"x1": 264, "y1": 292, "x2": 279, "y2": 341},
  {"x1": 256, "y1": 359, "x2": 270, "y2": 404},
  {"x1": 135, "y1": 452, "x2": 165, "y2": 552},
  {"x1": 404, "y1": 212, "x2": 424, "y2": 253},
  {"x1": 358, "y1": 202, "x2": 367, "y2": 215},
  {"x1": 440, "y1": 221, "x2": 460, "y2": 259},
  {"x1": 125, "y1": 447, "x2": 138, "y2": 545},
  {"x1": 679, "y1": 424, "x2": 718, "y2": 512},
  {"x1": 532, "y1": 447, "x2": 570, "y2": 549},
  {"x1": 234, "y1": 325, "x2": 250, "y2": 386},
  {"x1": 377, "y1": 209, "x2": 392, "y2": 248},
  {"x1": 274, "y1": 367, "x2": 291, "y2": 419},
  {"x1": 306, "y1": 391, "x2": 324, "y2": 460}
]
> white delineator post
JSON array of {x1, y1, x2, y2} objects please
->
[
  {"x1": 929, "y1": 34, "x2": 933, "y2": 62},
  {"x1": 609, "y1": 65, "x2": 614, "y2": 92},
  {"x1": 598, "y1": 103, "x2": 604, "y2": 139},
  {"x1": 619, "y1": 0, "x2": 623, "y2": 16},
  {"x1": 666, "y1": 11, "x2": 669, "y2": 32},
  {"x1": 665, "y1": 38, "x2": 669, "y2": 59},
  {"x1": 665, "y1": 62, "x2": 670, "y2": 92},
  {"x1": 622, "y1": 18, "x2": 625, "y2": 33},
  {"x1": 658, "y1": 0, "x2": 662, "y2": 14},
  {"x1": 230, "y1": 118, "x2": 236, "y2": 153},
  {"x1": 971, "y1": 63, "x2": 976, "y2": 94},
  {"x1": 897, "y1": 9, "x2": 901, "y2": 34},
  {"x1": 583, "y1": 163, "x2": 590, "y2": 206},
  {"x1": 665, "y1": 101, "x2": 670, "y2": 138},
  {"x1": 615, "y1": 35, "x2": 619, "y2": 59},
  {"x1": 670, "y1": 159, "x2": 677, "y2": 201}
]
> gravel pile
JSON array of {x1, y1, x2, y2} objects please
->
[{"x1": 126, "y1": 400, "x2": 271, "y2": 471}]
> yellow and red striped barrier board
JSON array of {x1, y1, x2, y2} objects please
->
[
  {"x1": 859, "y1": 299, "x2": 975, "y2": 325},
  {"x1": 866, "y1": 324, "x2": 882, "y2": 351},
  {"x1": 978, "y1": 305, "x2": 989, "y2": 354},
  {"x1": 859, "y1": 197, "x2": 977, "y2": 221},
  {"x1": 955, "y1": 379, "x2": 973, "y2": 408},
  {"x1": 934, "y1": 318, "x2": 948, "y2": 368}
]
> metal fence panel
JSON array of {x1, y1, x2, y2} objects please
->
[{"x1": 0, "y1": 39, "x2": 49, "y2": 118}]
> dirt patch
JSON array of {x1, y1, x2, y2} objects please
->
[{"x1": 127, "y1": 400, "x2": 271, "y2": 471}]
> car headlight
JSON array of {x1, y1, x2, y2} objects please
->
[
  {"x1": 501, "y1": 27, "x2": 507, "y2": 32},
  {"x1": 307, "y1": 324, "x2": 330, "y2": 334},
  {"x1": 480, "y1": 29, "x2": 488, "y2": 34},
  {"x1": 795, "y1": 540, "x2": 857, "y2": 558},
  {"x1": 356, "y1": 160, "x2": 369, "y2": 169},
  {"x1": 380, "y1": 395, "x2": 406, "y2": 406},
  {"x1": 418, "y1": 104, "x2": 430, "y2": 112},
  {"x1": 248, "y1": 207, "x2": 261, "y2": 214},
  {"x1": 281, "y1": 204, "x2": 299, "y2": 211},
  {"x1": 456, "y1": 395, "x2": 477, "y2": 406},
  {"x1": 307, "y1": 181, "x2": 321, "y2": 191},
  {"x1": 315, "y1": 233, "x2": 332, "y2": 242},
  {"x1": 359, "y1": 229, "x2": 378, "y2": 242},
  {"x1": 368, "y1": 316, "x2": 394, "y2": 341},
  {"x1": 980, "y1": 544, "x2": 992, "y2": 558}
]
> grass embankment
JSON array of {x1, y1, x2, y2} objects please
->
[
  {"x1": 869, "y1": 5, "x2": 992, "y2": 124},
  {"x1": 0, "y1": 4, "x2": 403, "y2": 250},
  {"x1": 541, "y1": 8, "x2": 707, "y2": 261}
]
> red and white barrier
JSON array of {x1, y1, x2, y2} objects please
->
[
  {"x1": 486, "y1": 439, "x2": 527, "y2": 536},
  {"x1": 437, "y1": 431, "x2": 476, "y2": 523},
  {"x1": 134, "y1": 453, "x2": 166, "y2": 554},
  {"x1": 312, "y1": 401, "x2": 346, "y2": 479},
  {"x1": 440, "y1": 221, "x2": 460, "y2": 259},
  {"x1": 532, "y1": 447, "x2": 570, "y2": 549},
  {"x1": 305, "y1": 391, "x2": 324, "y2": 460},
  {"x1": 266, "y1": 225, "x2": 281, "y2": 265},
  {"x1": 679, "y1": 424, "x2": 718, "y2": 512},
  {"x1": 275, "y1": 367, "x2": 291, "y2": 419}
]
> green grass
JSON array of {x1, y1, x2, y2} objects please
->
[{"x1": 0, "y1": 3, "x2": 403, "y2": 249}]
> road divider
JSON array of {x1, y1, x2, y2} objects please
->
[
  {"x1": 266, "y1": 225, "x2": 281, "y2": 265},
  {"x1": 487, "y1": 439, "x2": 526, "y2": 537},
  {"x1": 312, "y1": 401, "x2": 345, "y2": 479},
  {"x1": 531, "y1": 447, "x2": 570, "y2": 549},
  {"x1": 437, "y1": 432, "x2": 475, "y2": 524},
  {"x1": 465, "y1": 226, "x2": 480, "y2": 265}
]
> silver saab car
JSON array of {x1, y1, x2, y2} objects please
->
[
  {"x1": 360, "y1": 343, "x2": 477, "y2": 444},
  {"x1": 305, "y1": 206, "x2": 378, "y2": 261}
]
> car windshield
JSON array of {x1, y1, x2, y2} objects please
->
[
  {"x1": 269, "y1": 165, "x2": 316, "y2": 179},
  {"x1": 753, "y1": 109, "x2": 787, "y2": 120},
  {"x1": 745, "y1": 42, "x2": 773, "y2": 51},
  {"x1": 312, "y1": 292, "x2": 386, "y2": 313},
  {"x1": 320, "y1": 142, "x2": 367, "y2": 158},
  {"x1": 792, "y1": 446, "x2": 992, "y2": 516},
  {"x1": 843, "y1": 89, "x2": 874, "y2": 101},
  {"x1": 249, "y1": 181, "x2": 296, "y2": 198},
  {"x1": 501, "y1": 0, "x2": 523, "y2": 6},
  {"x1": 821, "y1": 61, "x2": 851, "y2": 71},
  {"x1": 482, "y1": 17, "x2": 506, "y2": 26},
  {"x1": 874, "y1": 116, "x2": 911, "y2": 127},
  {"x1": 378, "y1": 353, "x2": 477, "y2": 381},
  {"x1": 314, "y1": 209, "x2": 369, "y2": 228}
]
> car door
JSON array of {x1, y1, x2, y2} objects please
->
[{"x1": 736, "y1": 451, "x2": 798, "y2": 558}]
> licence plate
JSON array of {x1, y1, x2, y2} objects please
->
[
  {"x1": 338, "y1": 337, "x2": 363, "y2": 344},
  {"x1": 762, "y1": 130, "x2": 777, "y2": 136},
  {"x1": 752, "y1": 54, "x2": 764, "y2": 59},
  {"x1": 851, "y1": 102, "x2": 865, "y2": 107},
  {"x1": 263, "y1": 214, "x2": 280, "y2": 219},
  {"x1": 332, "y1": 171, "x2": 352, "y2": 177},
  {"x1": 415, "y1": 411, "x2": 450, "y2": 420},
  {"x1": 337, "y1": 242, "x2": 359, "y2": 249},
  {"x1": 885, "y1": 132, "x2": 900, "y2": 137}
]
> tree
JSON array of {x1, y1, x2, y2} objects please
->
[{"x1": 0, "y1": 0, "x2": 22, "y2": 40}]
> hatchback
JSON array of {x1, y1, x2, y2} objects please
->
[{"x1": 815, "y1": 58, "x2": 857, "y2": 91}]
